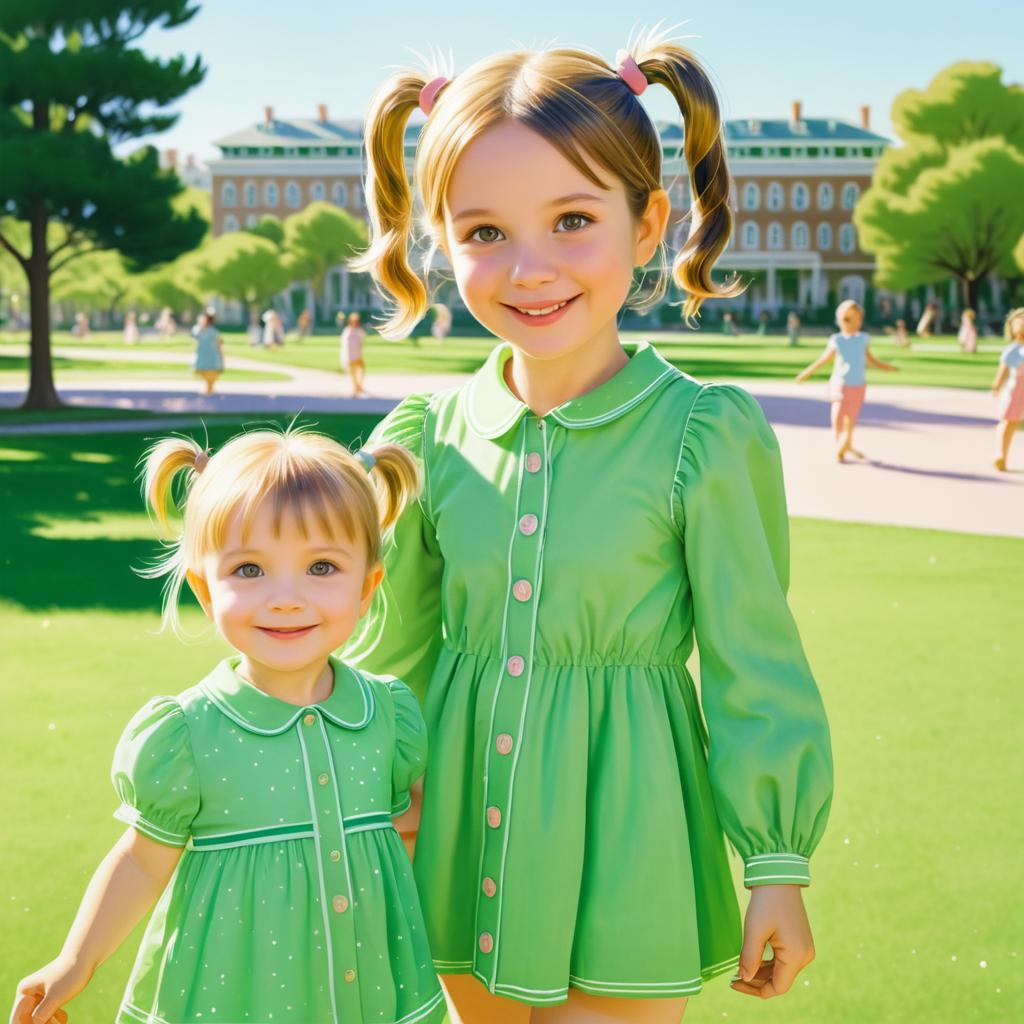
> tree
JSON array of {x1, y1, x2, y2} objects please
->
[
  {"x1": 191, "y1": 233, "x2": 293, "y2": 318},
  {"x1": 855, "y1": 61, "x2": 1024, "y2": 312},
  {"x1": 246, "y1": 216, "x2": 286, "y2": 248},
  {"x1": 283, "y1": 202, "x2": 367, "y2": 322},
  {"x1": 0, "y1": 2, "x2": 208, "y2": 408}
]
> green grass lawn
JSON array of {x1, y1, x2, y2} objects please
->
[
  {"x1": 0, "y1": 421, "x2": 1019, "y2": 1022},
  {"x1": 1, "y1": 328, "x2": 1003, "y2": 391}
]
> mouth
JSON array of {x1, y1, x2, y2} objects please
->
[
  {"x1": 502, "y1": 294, "x2": 581, "y2": 326},
  {"x1": 257, "y1": 625, "x2": 318, "y2": 639}
]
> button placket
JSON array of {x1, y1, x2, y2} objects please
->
[
  {"x1": 476, "y1": 416, "x2": 549, "y2": 986},
  {"x1": 296, "y1": 712, "x2": 362, "y2": 1022}
]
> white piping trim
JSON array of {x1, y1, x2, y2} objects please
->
[
  {"x1": 746, "y1": 873, "x2": 811, "y2": 883},
  {"x1": 745, "y1": 853, "x2": 809, "y2": 863},
  {"x1": 119, "y1": 1002, "x2": 173, "y2": 1024},
  {"x1": 113, "y1": 806, "x2": 189, "y2": 845},
  {"x1": 550, "y1": 366, "x2": 677, "y2": 428},
  {"x1": 389, "y1": 989, "x2": 445, "y2": 1024},
  {"x1": 189, "y1": 829, "x2": 315, "y2": 852},
  {"x1": 320, "y1": 716, "x2": 357, "y2": 913}
]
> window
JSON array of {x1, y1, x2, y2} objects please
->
[
  {"x1": 767, "y1": 182, "x2": 784, "y2": 211},
  {"x1": 791, "y1": 222, "x2": 809, "y2": 250},
  {"x1": 264, "y1": 182, "x2": 279, "y2": 207},
  {"x1": 285, "y1": 181, "x2": 302, "y2": 208},
  {"x1": 839, "y1": 224, "x2": 857, "y2": 253},
  {"x1": 311, "y1": 181, "x2": 326, "y2": 201},
  {"x1": 221, "y1": 181, "x2": 237, "y2": 207},
  {"x1": 243, "y1": 181, "x2": 258, "y2": 207},
  {"x1": 839, "y1": 275, "x2": 865, "y2": 303},
  {"x1": 817, "y1": 223, "x2": 832, "y2": 250},
  {"x1": 817, "y1": 182, "x2": 833, "y2": 210},
  {"x1": 791, "y1": 182, "x2": 809, "y2": 211},
  {"x1": 767, "y1": 222, "x2": 784, "y2": 250},
  {"x1": 223, "y1": 213, "x2": 239, "y2": 232},
  {"x1": 841, "y1": 182, "x2": 859, "y2": 209},
  {"x1": 742, "y1": 183, "x2": 760, "y2": 210},
  {"x1": 245, "y1": 214, "x2": 259, "y2": 228},
  {"x1": 742, "y1": 222, "x2": 760, "y2": 250},
  {"x1": 332, "y1": 181, "x2": 348, "y2": 206}
]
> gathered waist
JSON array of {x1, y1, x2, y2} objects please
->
[
  {"x1": 439, "y1": 640, "x2": 690, "y2": 673},
  {"x1": 188, "y1": 811, "x2": 395, "y2": 852}
]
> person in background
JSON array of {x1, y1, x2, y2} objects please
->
[
  {"x1": 192, "y1": 308, "x2": 224, "y2": 395},
  {"x1": 296, "y1": 308, "x2": 312, "y2": 341},
  {"x1": 339, "y1": 311, "x2": 367, "y2": 397},
  {"x1": 430, "y1": 302, "x2": 452, "y2": 343},
  {"x1": 958, "y1": 308, "x2": 978, "y2": 354},
  {"x1": 990, "y1": 307, "x2": 1024, "y2": 472},
  {"x1": 72, "y1": 311, "x2": 90, "y2": 339},
  {"x1": 123, "y1": 311, "x2": 140, "y2": 346},
  {"x1": 786, "y1": 311, "x2": 801, "y2": 347},
  {"x1": 893, "y1": 318, "x2": 910, "y2": 348},
  {"x1": 155, "y1": 306, "x2": 177, "y2": 339}
]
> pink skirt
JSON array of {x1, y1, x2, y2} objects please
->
[
  {"x1": 829, "y1": 383, "x2": 867, "y2": 425},
  {"x1": 998, "y1": 377, "x2": 1024, "y2": 422}
]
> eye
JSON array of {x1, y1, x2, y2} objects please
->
[
  {"x1": 555, "y1": 212, "x2": 593, "y2": 233},
  {"x1": 308, "y1": 560, "x2": 337, "y2": 576},
  {"x1": 233, "y1": 563, "x2": 263, "y2": 579},
  {"x1": 468, "y1": 225, "x2": 504, "y2": 244}
]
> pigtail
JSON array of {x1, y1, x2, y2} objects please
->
[
  {"x1": 348, "y1": 70, "x2": 435, "y2": 340},
  {"x1": 140, "y1": 436, "x2": 208, "y2": 534},
  {"x1": 363, "y1": 443, "x2": 421, "y2": 532},
  {"x1": 636, "y1": 42, "x2": 743, "y2": 321}
]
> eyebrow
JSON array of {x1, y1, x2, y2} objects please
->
[
  {"x1": 452, "y1": 192, "x2": 606, "y2": 222},
  {"x1": 219, "y1": 545, "x2": 350, "y2": 561}
]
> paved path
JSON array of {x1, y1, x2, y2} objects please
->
[{"x1": 1, "y1": 365, "x2": 1020, "y2": 539}]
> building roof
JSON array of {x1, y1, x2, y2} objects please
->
[
  {"x1": 214, "y1": 117, "x2": 420, "y2": 149},
  {"x1": 722, "y1": 118, "x2": 887, "y2": 144}
]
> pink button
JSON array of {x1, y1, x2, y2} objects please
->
[
  {"x1": 507, "y1": 656, "x2": 525, "y2": 677},
  {"x1": 513, "y1": 579, "x2": 532, "y2": 602},
  {"x1": 486, "y1": 806, "x2": 502, "y2": 828},
  {"x1": 495, "y1": 733, "x2": 514, "y2": 755},
  {"x1": 479, "y1": 932, "x2": 494, "y2": 954},
  {"x1": 525, "y1": 452, "x2": 542, "y2": 473},
  {"x1": 519, "y1": 514, "x2": 538, "y2": 536},
  {"x1": 482, "y1": 876, "x2": 497, "y2": 898}
]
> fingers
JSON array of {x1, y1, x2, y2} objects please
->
[
  {"x1": 729, "y1": 957, "x2": 774, "y2": 997},
  {"x1": 10, "y1": 991, "x2": 41, "y2": 1024},
  {"x1": 737, "y1": 919, "x2": 772, "y2": 983}
]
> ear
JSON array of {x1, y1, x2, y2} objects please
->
[
  {"x1": 633, "y1": 188, "x2": 672, "y2": 267},
  {"x1": 185, "y1": 570, "x2": 213, "y2": 619},
  {"x1": 359, "y1": 561, "x2": 385, "y2": 616}
]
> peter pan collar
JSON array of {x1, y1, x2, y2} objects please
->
[
  {"x1": 198, "y1": 655, "x2": 374, "y2": 736},
  {"x1": 464, "y1": 341, "x2": 681, "y2": 439}
]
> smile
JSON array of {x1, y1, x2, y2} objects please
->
[
  {"x1": 503, "y1": 295, "x2": 580, "y2": 325},
  {"x1": 257, "y1": 625, "x2": 317, "y2": 638}
]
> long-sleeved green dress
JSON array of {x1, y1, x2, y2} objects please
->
[{"x1": 343, "y1": 341, "x2": 833, "y2": 1006}]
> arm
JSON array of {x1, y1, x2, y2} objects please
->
[
  {"x1": 991, "y1": 364, "x2": 1009, "y2": 394},
  {"x1": 865, "y1": 346, "x2": 898, "y2": 372},
  {"x1": 10, "y1": 830, "x2": 182, "y2": 1024},
  {"x1": 794, "y1": 347, "x2": 834, "y2": 382}
]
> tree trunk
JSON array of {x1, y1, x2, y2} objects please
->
[
  {"x1": 22, "y1": 200, "x2": 62, "y2": 410},
  {"x1": 961, "y1": 275, "x2": 981, "y2": 314}
]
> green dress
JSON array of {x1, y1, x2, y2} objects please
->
[
  {"x1": 110, "y1": 656, "x2": 445, "y2": 1024},
  {"x1": 343, "y1": 341, "x2": 834, "y2": 1006}
]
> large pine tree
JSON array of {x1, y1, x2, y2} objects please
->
[{"x1": 0, "y1": 2, "x2": 208, "y2": 408}]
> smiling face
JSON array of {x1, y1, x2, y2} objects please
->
[
  {"x1": 441, "y1": 120, "x2": 668, "y2": 364},
  {"x1": 187, "y1": 498, "x2": 383, "y2": 683}
]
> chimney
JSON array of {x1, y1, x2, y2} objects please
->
[
  {"x1": 317, "y1": 103, "x2": 328, "y2": 124},
  {"x1": 164, "y1": 148, "x2": 178, "y2": 169},
  {"x1": 790, "y1": 100, "x2": 802, "y2": 125},
  {"x1": 860, "y1": 104, "x2": 871, "y2": 130},
  {"x1": 264, "y1": 105, "x2": 274, "y2": 129}
]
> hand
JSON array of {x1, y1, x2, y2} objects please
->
[
  {"x1": 730, "y1": 885, "x2": 815, "y2": 1000},
  {"x1": 9, "y1": 958, "x2": 89, "y2": 1024}
]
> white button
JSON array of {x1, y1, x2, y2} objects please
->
[
  {"x1": 486, "y1": 806, "x2": 502, "y2": 828},
  {"x1": 526, "y1": 453, "x2": 542, "y2": 473},
  {"x1": 318, "y1": 773, "x2": 329, "y2": 786},
  {"x1": 332, "y1": 894, "x2": 349, "y2": 913},
  {"x1": 482, "y1": 876, "x2": 497, "y2": 898},
  {"x1": 329, "y1": 849, "x2": 341, "y2": 862},
  {"x1": 507, "y1": 656, "x2": 525, "y2": 677},
  {"x1": 496, "y1": 733, "x2": 514, "y2": 755},
  {"x1": 479, "y1": 932, "x2": 494, "y2": 954},
  {"x1": 512, "y1": 579, "x2": 532, "y2": 602},
  {"x1": 519, "y1": 514, "x2": 538, "y2": 536}
]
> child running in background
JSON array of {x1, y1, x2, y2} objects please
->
[
  {"x1": 9, "y1": 429, "x2": 445, "y2": 1024},
  {"x1": 340, "y1": 311, "x2": 368, "y2": 396},
  {"x1": 795, "y1": 299, "x2": 898, "y2": 462},
  {"x1": 991, "y1": 307, "x2": 1024, "y2": 471}
]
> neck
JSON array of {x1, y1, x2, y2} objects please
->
[
  {"x1": 236, "y1": 655, "x2": 335, "y2": 707},
  {"x1": 503, "y1": 323, "x2": 629, "y2": 417}
]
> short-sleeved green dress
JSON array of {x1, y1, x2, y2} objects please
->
[
  {"x1": 110, "y1": 655, "x2": 445, "y2": 1024},
  {"x1": 343, "y1": 341, "x2": 834, "y2": 1006}
]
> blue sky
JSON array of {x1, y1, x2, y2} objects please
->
[{"x1": 133, "y1": 0, "x2": 1023, "y2": 162}]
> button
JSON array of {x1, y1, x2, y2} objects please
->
[
  {"x1": 329, "y1": 849, "x2": 341, "y2": 862},
  {"x1": 303, "y1": 713, "x2": 316, "y2": 726},
  {"x1": 512, "y1": 579, "x2": 532, "y2": 602},
  {"x1": 519, "y1": 514, "x2": 538, "y2": 536},
  {"x1": 332, "y1": 894, "x2": 349, "y2": 913},
  {"x1": 526, "y1": 452, "x2": 542, "y2": 473},
  {"x1": 344, "y1": 969, "x2": 357, "y2": 983},
  {"x1": 486, "y1": 806, "x2": 502, "y2": 828},
  {"x1": 495, "y1": 733, "x2": 514, "y2": 755},
  {"x1": 507, "y1": 656, "x2": 525, "y2": 677},
  {"x1": 318, "y1": 773, "x2": 329, "y2": 786},
  {"x1": 479, "y1": 932, "x2": 494, "y2": 954},
  {"x1": 482, "y1": 876, "x2": 497, "y2": 898}
]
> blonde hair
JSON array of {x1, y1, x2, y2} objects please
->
[
  {"x1": 835, "y1": 299, "x2": 864, "y2": 325},
  {"x1": 138, "y1": 427, "x2": 419, "y2": 634},
  {"x1": 350, "y1": 32, "x2": 741, "y2": 336},
  {"x1": 1005, "y1": 307, "x2": 1024, "y2": 341}
]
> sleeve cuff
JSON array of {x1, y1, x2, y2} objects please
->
[
  {"x1": 113, "y1": 805, "x2": 189, "y2": 847},
  {"x1": 743, "y1": 853, "x2": 811, "y2": 887}
]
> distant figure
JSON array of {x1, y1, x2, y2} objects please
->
[
  {"x1": 991, "y1": 307, "x2": 1024, "y2": 472},
  {"x1": 958, "y1": 308, "x2": 978, "y2": 354},
  {"x1": 247, "y1": 309, "x2": 263, "y2": 346},
  {"x1": 786, "y1": 311, "x2": 801, "y2": 347},
  {"x1": 916, "y1": 300, "x2": 937, "y2": 339},
  {"x1": 192, "y1": 309, "x2": 224, "y2": 395},
  {"x1": 72, "y1": 311, "x2": 90, "y2": 339},
  {"x1": 339, "y1": 311, "x2": 367, "y2": 397},
  {"x1": 721, "y1": 311, "x2": 739, "y2": 336},
  {"x1": 123, "y1": 311, "x2": 140, "y2": 346},
  {"x1": 262, "y1": 309, "x2": 284, "y2": 348},
  {"x1": 430, "y1": 303, "x2": 452, "y2": 342},
  {"x1": 296, "y1": 308, "x2": 312, "y2": 341},
  {"x1": 893, "y1": 318, "x2": 910, "y2": 348},
  {"x1": 155, "y1": 306, "x2": 177, "y2": 339}
]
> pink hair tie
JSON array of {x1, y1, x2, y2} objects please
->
[
  {"x1": 419, "y1": 76, "x2": 450, "y2": 115},
  {"x1": 615, "y1": 50, "x2": 647, "y2": 96}
]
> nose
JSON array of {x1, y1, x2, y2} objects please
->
[
  {"x1": 268, "y1": 587, "x2": 306, "y2": 613},
  {"x1": 508, "y1": 243, "x2": 558, "y2": 290}
]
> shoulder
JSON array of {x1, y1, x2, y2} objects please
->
[
  {"x1": 676, "y1": 383, "x2": 777, "y2": 477},
  {"x1": 369, "y1": 393, "x2": 435, "y2": 454}
]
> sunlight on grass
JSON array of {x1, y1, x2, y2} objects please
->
[
  {"x1": 69, "y1": 451, "x2": 117, "y2": 464},
  {"x1": 29, "y1": 513, "x2": 158, "y2": 541},
  {"x1": 0, "y1": 447, "x2": 44, "y2": 461}
]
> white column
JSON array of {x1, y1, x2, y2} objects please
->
[
  {"x1": 341, "y1": 268, "x2": 351, "y2": 309},
  {"x1": 766, "y1": 265, "x2": 778, "y2": 309},
  {"x1": 811, "y1": 263, "x2": 823, "y2": 307}
]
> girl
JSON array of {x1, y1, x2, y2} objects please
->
[
  {"x1": 991, "y1": 307, "x2": 1024, "y2": 471},
  {"x1": 340, "y1": 311, "x2": 368, "y2": 396},
  {"x1": 191, "y1": 308, "x2": 224, "y2": 395},
  {"x1": 958, "y1": 307, "x2": 978, "y2": 354},
  {"x1": 344, "y1": 34, "x2": 834, "y2": 1024},
  {"x1": 795, "y1": 299, "x2": 898, "y2": 462},
  {"x1": 122, "y1": 310, "x2": 140, "y2": 346},
  {"x1": 10, "y1": 429, "x2": 445, "y2": 1024}
]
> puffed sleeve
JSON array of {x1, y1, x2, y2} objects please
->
[
  {"x1": 111, "y1": 697, "x2": 200, "y2": 847},
  {"x1": 386, "y1": 679, "x2": 428, "y2": 816},
  {"x1": 342, "y1": 394, "x2": 445, "y2": 705},
  {"x1": 674, "y1": 384, "x2": 833, "y2": 887}
]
